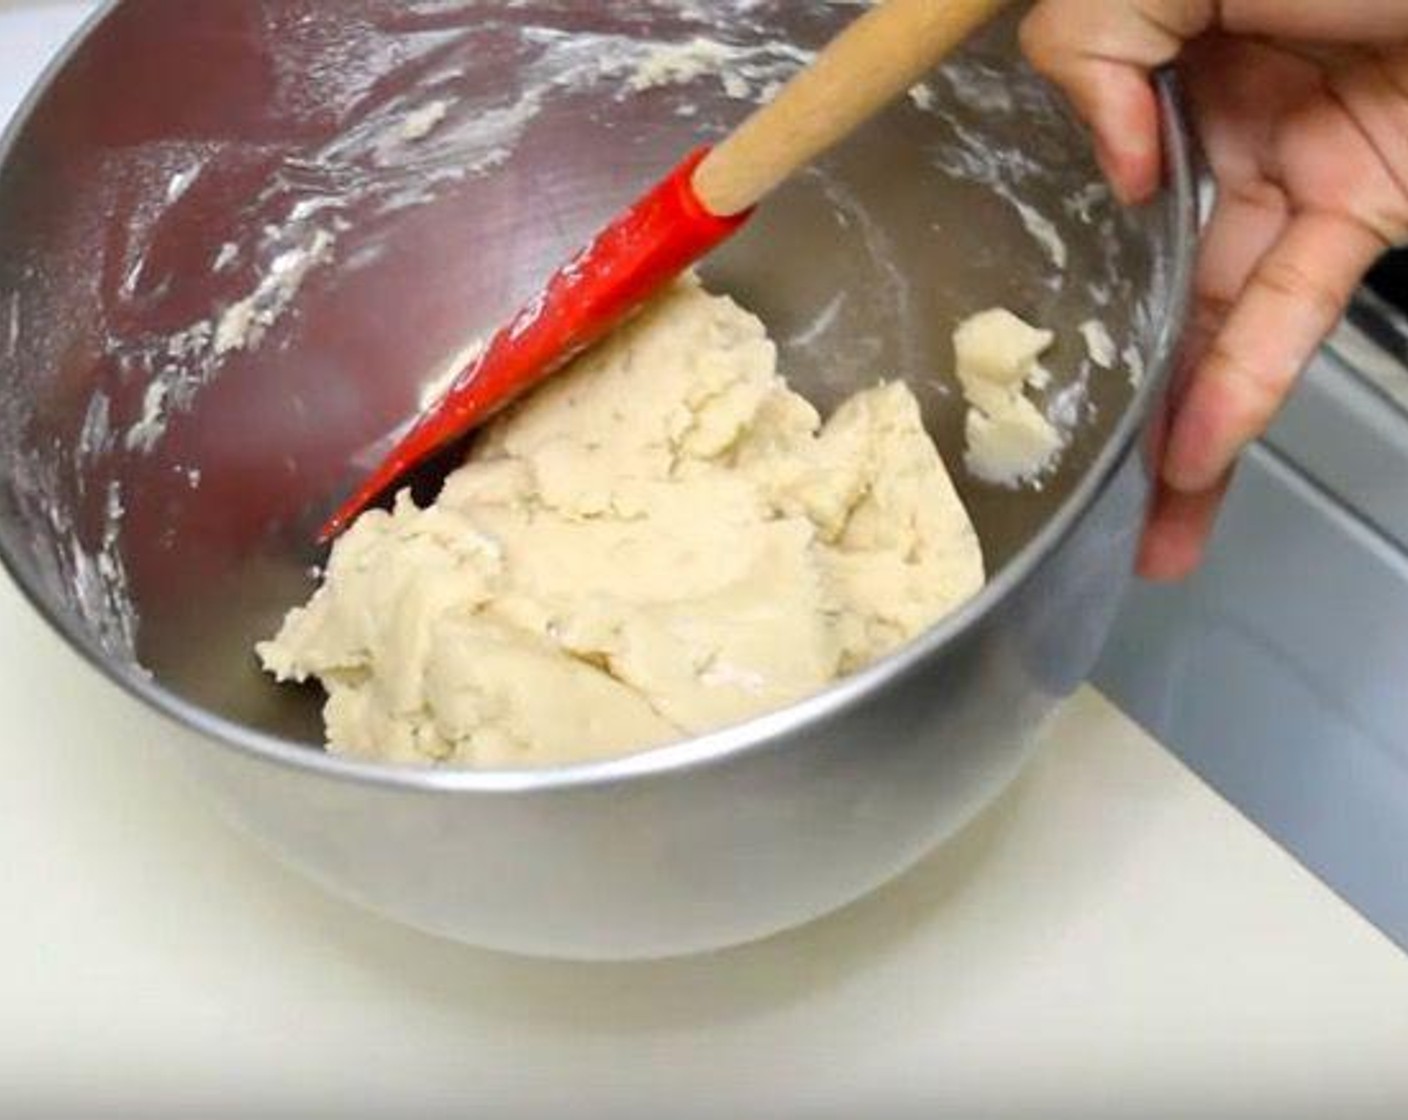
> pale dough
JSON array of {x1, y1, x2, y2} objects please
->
[
  {"x1": 953, "y1": 307, "x2": 1064, "y2": 488},
  {"x1": 1079, "y1": 318, "x2": 1117, "y2": 370},
  {"x1": 260, "y1": 278, "x2": 985, "y2": 769}
]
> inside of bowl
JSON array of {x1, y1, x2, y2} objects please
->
[{"x1": 0, "y1": 0, "x2": 1178, "y2": 747}]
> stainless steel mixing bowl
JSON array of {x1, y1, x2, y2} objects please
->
[{"x1": 0, "y1": 1, "x2": 1194, "y2": 959}]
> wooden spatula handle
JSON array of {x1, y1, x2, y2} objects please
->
[{"x1": 692, "y1": 0, "x2": 1008, "y2": 217}]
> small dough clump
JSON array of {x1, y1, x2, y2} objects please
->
[
  {"x1": 1079, "y1": 318, "x2": 1117, "y2": 370},
  {"x1": 260, "y1": 278, "x2": 985, "y2": 769},
  {"x1": 954, "y1": 307, "x2": 1064, "y2": 487}
]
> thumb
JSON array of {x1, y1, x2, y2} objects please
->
[{"x1": 1020, "y1": 0, "x2": 1215, "y2": 203}]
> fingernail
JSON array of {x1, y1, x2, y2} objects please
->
[
  {"x1": 1162, "y1": 419, "x2": 1223, "y2": 494},
  {"x1": 1092, "y1": 136, "x2": 1132, "y2": 204},
  {"x1": 1137, "y1": 522, "x2": 1203, "y2": 584},
  {"x1": 1164, "y1": 458, "x2": 1217, "y2": 495}
]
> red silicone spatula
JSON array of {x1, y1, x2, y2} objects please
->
[{"x1": 322, "y1": 0, "x2": 1006, "y2": 540}]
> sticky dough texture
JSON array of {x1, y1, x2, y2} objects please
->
[
  {"x1": 260, "y1": 278, "x2": 985, "y2": 768},
  {"x1": 954, "y1": 308, "x2": 1064, "y2": 487}
]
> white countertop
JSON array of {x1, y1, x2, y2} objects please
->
[
  {"x1": 3, "y1": 4, "x2": 1408, "y2": 1116},
  {"x1": 3, "y1": 566, "x2": 1408, "y2": 1118}
]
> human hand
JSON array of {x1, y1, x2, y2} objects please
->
[{"x1": 1021, "y1": 0, "x2": 1408, "y2": 580}]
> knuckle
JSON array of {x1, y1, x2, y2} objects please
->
[
  {"x1": 1200, "y1": 341, "x2": 1285, "y2": 431},
  {"x1": 1222, "y1": 178, "x2": 1288, "y2": 215},
  {"x1": 1191, "y1": 290, "x2": 1235, "y2": 328},
  {"x1": 1018, "y1": 4, "x2": 1070, "y2": 75},
  {"x1": 1382, "y1": 202, "x2": 1408, "y2": 248},
  {"x1": 1253, "y1": 258, "x2": 1346, "y2": 326},
  {"x1": 1017, "y1": 16, "x2": 1053, "y2": 72}
]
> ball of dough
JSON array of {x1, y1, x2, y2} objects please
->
[{"x1": 260, "y1": 278, "x2": 986, "y2": 769}]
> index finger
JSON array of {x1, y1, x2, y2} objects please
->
[{"x1": 1163, "y1": 210, "x2": 1386, "y2": 492}]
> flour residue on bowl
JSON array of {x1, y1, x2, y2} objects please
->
[
  {"x1": 98, "y1": 8, "x2": 1102, "y2": 503},
  {"x1": 112, "y1": 226, "x2": 338, "y2": 459},
  {"x1": 103, "y1": 15, "x2": 819, "y2": 463},
  {"x1": 5, "y1": 444, "x2": 139, "y2": 666},
  {"x1": 926, "y1": 105, "x2": 1070, "y2": 279},
  {"x1": 605, "y1": 34, "x2": 813, "y2": 101},
  {"x1": 212, "y1": 230, "x2": 337, "y2": 357}
]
